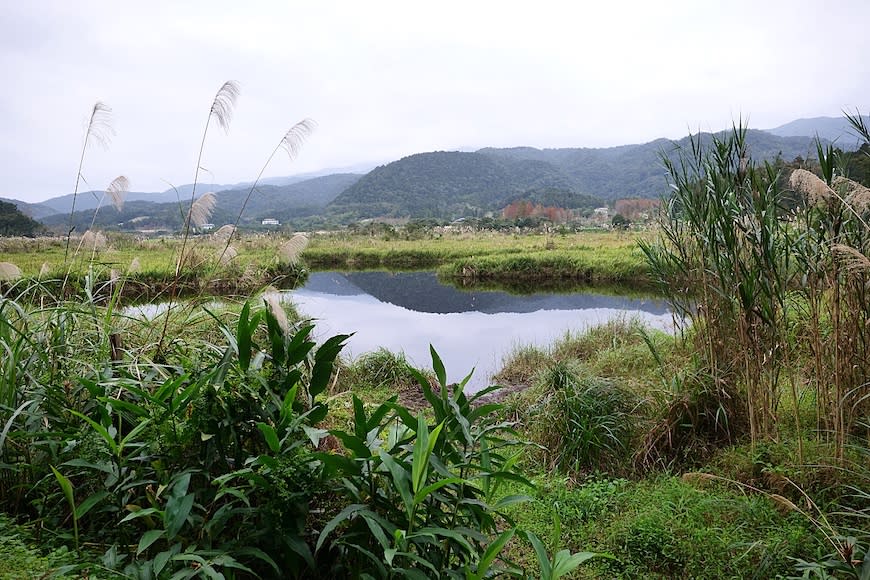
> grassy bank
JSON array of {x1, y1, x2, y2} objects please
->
[{"x1": 304, "y1": 229, "x2": 650, "y2": 284}]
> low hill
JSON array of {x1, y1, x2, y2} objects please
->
[
  {"x1": 327, "y1": 151, "x2": 600, "y2": 220},
  {"x1": 39, "y1": 173, "x2": 362, "y2": 232},
  {"x1": 0, "y1": 199, "x2": 44, "y2": 236}
]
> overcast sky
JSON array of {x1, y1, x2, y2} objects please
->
[{"x1": 2, "y1": 0, "x2": 869, "y2": 203}]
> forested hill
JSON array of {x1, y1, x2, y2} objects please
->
[
  {"x1": 40, "y1": 173, "x2": 361, "y2": 232},
  {"x1": 326, "y1": 151, "x2": 602, "y2": 220},
  {"x1": 478, "y1": 129, "x2": 825, "y2": 200}
]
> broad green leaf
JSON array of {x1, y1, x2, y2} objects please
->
[
  {"x1": 525, "y1": 531, "x2": 552, "y2": 580},
  {"x1": 257, "y1": 422, "x2": 280, "y2": 453},
  {"x1": 164, "y1": 493, "x2": 194, "y2": 539},
  {"x1": 69, "y1": 410, "x2": 118, "y2": 456},
  {"x1": 473, "y1": 528, "x2": 515, "y2": 580},
  {"x1": 551, "y1": 550, "x2": 598, "y2": 579},
  {"x1": 379, "y1": 449, "x2": 414, "y2": 518},
  {"x1": 50, "y1": 466, "x2": 74, "y2": 510},
  {"x1": 316, "y1": 503, "x2": 366, "y2": 552},
  {"x1": 75, "y1": 490, "x2": 109, "y2": 519},
  {"x1": 429, "y1": 345, "x2": 447, "y2": 387},
  {"x1": 137, "y1": 529, "x2": 164, "y2": 554},
  {"x1": 414, "y1": 477, "x2": 462, "y2": 504}
]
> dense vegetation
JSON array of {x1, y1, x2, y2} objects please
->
[
  {"x1": 0, "y1": 200, "x2": 44, "y2": 237},
  {"x1": 4, "y1": 78, "x2": 870, "y2": 577}
]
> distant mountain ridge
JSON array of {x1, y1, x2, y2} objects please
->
[
  {"x1": 7, "y1": 116, "x2": 864, "y2": 229},
  {"x1": 765, "y1": 115, "x2": 870, "y2": 148}
]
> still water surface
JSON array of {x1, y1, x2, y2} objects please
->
[{"x1": 286, "y1": 271, "x2": 676, "y2": 391}]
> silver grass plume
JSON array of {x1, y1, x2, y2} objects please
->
[
  {"x1": 110, "y1": 269, "x2": 120, "y2": 283},
  {"x1": 188, "y1": 192, "x2": 216, "y2": 228},
  {"x1": 106, "y1": 175, "x2": 129, "y2": 211},
  {"x1": 834, "y1": 176, "x2": 870, "y2": 214},
  {"x1": 789, "y1": 169, "x2": 833, "y2": 206},
  {"x1": 80, "y1": 229, "x2": 107, "y2": 251},
  {"x1": 210, "y1": 81, "x2": 241, "y2": 134},
  {"x1": 832, "y1": 244, "x2": 870, "y2": 274},
  {"x1": 39, "y1": 262, "x2": 50, "y2": 279},
  {"x1": 66, "y1": 101, "x2": 114, "y2": 263},
  {"x1": 279, "y1": 119, "x2": 317, "y2": 161},
  {"x1": 129, "y1": 257, "x2": 141, "y2": 273},
  {"x1": 83, "y1": 101, "x2": 115, "y2": 150},
  {"x1": 218, "y1": 244, "x2": 237, "y2": 266},
  {"x1": 264, "y1": 292, "x2": 290, "y2": 335},
  {"x1": 0, "y1": 262, "x2": 22, "y2": 281},
  {"x1": 212, "y1": 224, "x2": 236, "y2": 240},
  {"x1": 280, "y1": 233, "x2": 309, "y2": 265}
]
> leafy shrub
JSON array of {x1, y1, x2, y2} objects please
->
[{"x1": 522, "y1": 363, "x2": 639, "y2": 473}]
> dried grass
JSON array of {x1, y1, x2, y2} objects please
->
[
  {"x1": 834, "y1": 176, "x2": 870, "y2": 214},
  {"x1": 106, "y1": 175, "x2": 129, "y2": 211},
  {"x1": 80, "y1": 230, "x2": 107, "y2": 251},
  {"x1": 280, "y1": 233, "x2": 309, "y2": 265},
  {"x1": 129, "y1": 257, "x2": 141, "y2": 273},
  {"x1": 218, "y1": 245, "x2": 237, "y2": 266},
  {"x1": 0, "y1": 262, "x2": 22, "y2": 281},
  {"x1": 789, "y1": 169, "x2": 833, "y2": 206},
  {"x1": 210, "y1": 81, "x2": 240, "y2": 133},
  {"x1": 189, "y1": 192, "x2": 216, "y2": 228},
  {"x1": 212, "y1": 224, "x2": 236, "y2": 240},
  {"x1": 264, "y1": 292, "x2": 289, "y2": 335},
  {"x1": 832, "y1": 244, "x2": 870, "y2": 273}
]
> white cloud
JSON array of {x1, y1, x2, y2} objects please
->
[{"x1": 2, "y1": 0, "x2": 869, "y2": 201}]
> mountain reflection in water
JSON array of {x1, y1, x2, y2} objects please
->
[{"x1": 287, "y1": 271, "x2": 676, "y2": 392}]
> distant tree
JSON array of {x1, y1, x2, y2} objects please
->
[
  {"x1": 611, "y1": 213, "x2": 630, "y2": 229},
  {"x1": 0, "y1": 200, "x2": 43, "y2": 236}
]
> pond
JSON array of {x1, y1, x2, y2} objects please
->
[{"x1": 285, "y1": 271, "x2": 677, "y2": 391}]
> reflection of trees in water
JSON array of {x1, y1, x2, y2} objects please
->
[{"x1": 303, "y1": 271, "x2": 669, "y2": 316}]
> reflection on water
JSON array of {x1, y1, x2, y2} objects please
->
[{"x1": 287, "y1": 271, "x2": 677, "y2": 392}]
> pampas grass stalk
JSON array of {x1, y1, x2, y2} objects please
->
[
  {"x1": 0, "y1": 262, "x2": 22, "y2": 281},
  {"x1": 280, "y1": 233, "x2": 309, "y2": 265},
  {"x1": 215, "y1": 119, "x2": 315, "y2": 266},
  {"x1": 64, "y1": 102, "x2": 113, "y2": 264}
]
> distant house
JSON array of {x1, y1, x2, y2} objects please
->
[
  {"x1": 261, "y1": 218, "x2": 280, "y2": 226},
  {"x1": 201, "y1": 223, "x2": 215, "y2": 231},
  {"x1": 593, "y1": 207, "x2": 609, "y2": 216}
]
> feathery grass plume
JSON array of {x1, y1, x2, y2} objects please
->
[
  {"x1": 65, "y1": 101, "x2": 114, "y2": 264},
  {"x1": 217, "y1": 245, "x2": 237, "y2": 266},
  {"x1": 219, "y1": 119, "x2": 316, "y2": 261},
  {"x1": 210, "y1": 80, "x2": 241, "y2": 134},
  {"x1": 832, "y1": 244, "x2": 870, "y2": 273},
  {"x1": 789, "y1": 169, "x2": 833, "y2": 206},
  {"x1": 279, "y1": 119, "x2": 317, "y2": 161},
  {"x1": 834, "y1": 176, "x2": 870, "y2": 214},
  {"x1": 105, "y1": 175, "x2": 129, "y2": 211},
  {"x1": 188, "y1": 192, "x2": 216, "y2": 228},
  {"x1": 264, "y1": 292, "x2": 290, "y2": 335},
  {"x1": 212, "y1": 224, "x2": 236, "y2": 240},
  {"x1": 80, "y1": 230, "x2": 107, "y2": 252},
  {"x1": 129, "y1": 257, "x2": 140, "y2": 273},
  {"x1": 39, "y1": 262, "x2": 50, "y2": 279},
  {"x1": 0, "y1": 262, "x2": 22, "y2": 281},
  {"x1": 280, "y1": 233, "x2": 309, "y2": 265},
  {"x1": 109, "y1": 269, "x2": 120, "y2": 283}
]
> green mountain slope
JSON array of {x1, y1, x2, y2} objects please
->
[
  {"x1": 479, "y1": 130, "x2": 826, "y2": 200},
  {"x1": 326, "y1": 151, "x2": 597, "y2": 220}
]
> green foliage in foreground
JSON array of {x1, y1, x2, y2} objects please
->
[{"x1": 0, "y1": 290, "x2": 596, "y2": 579}]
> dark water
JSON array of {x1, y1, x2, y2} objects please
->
[{"x1": 286, "y1": 271, "x2": 676, "y2": 391}]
